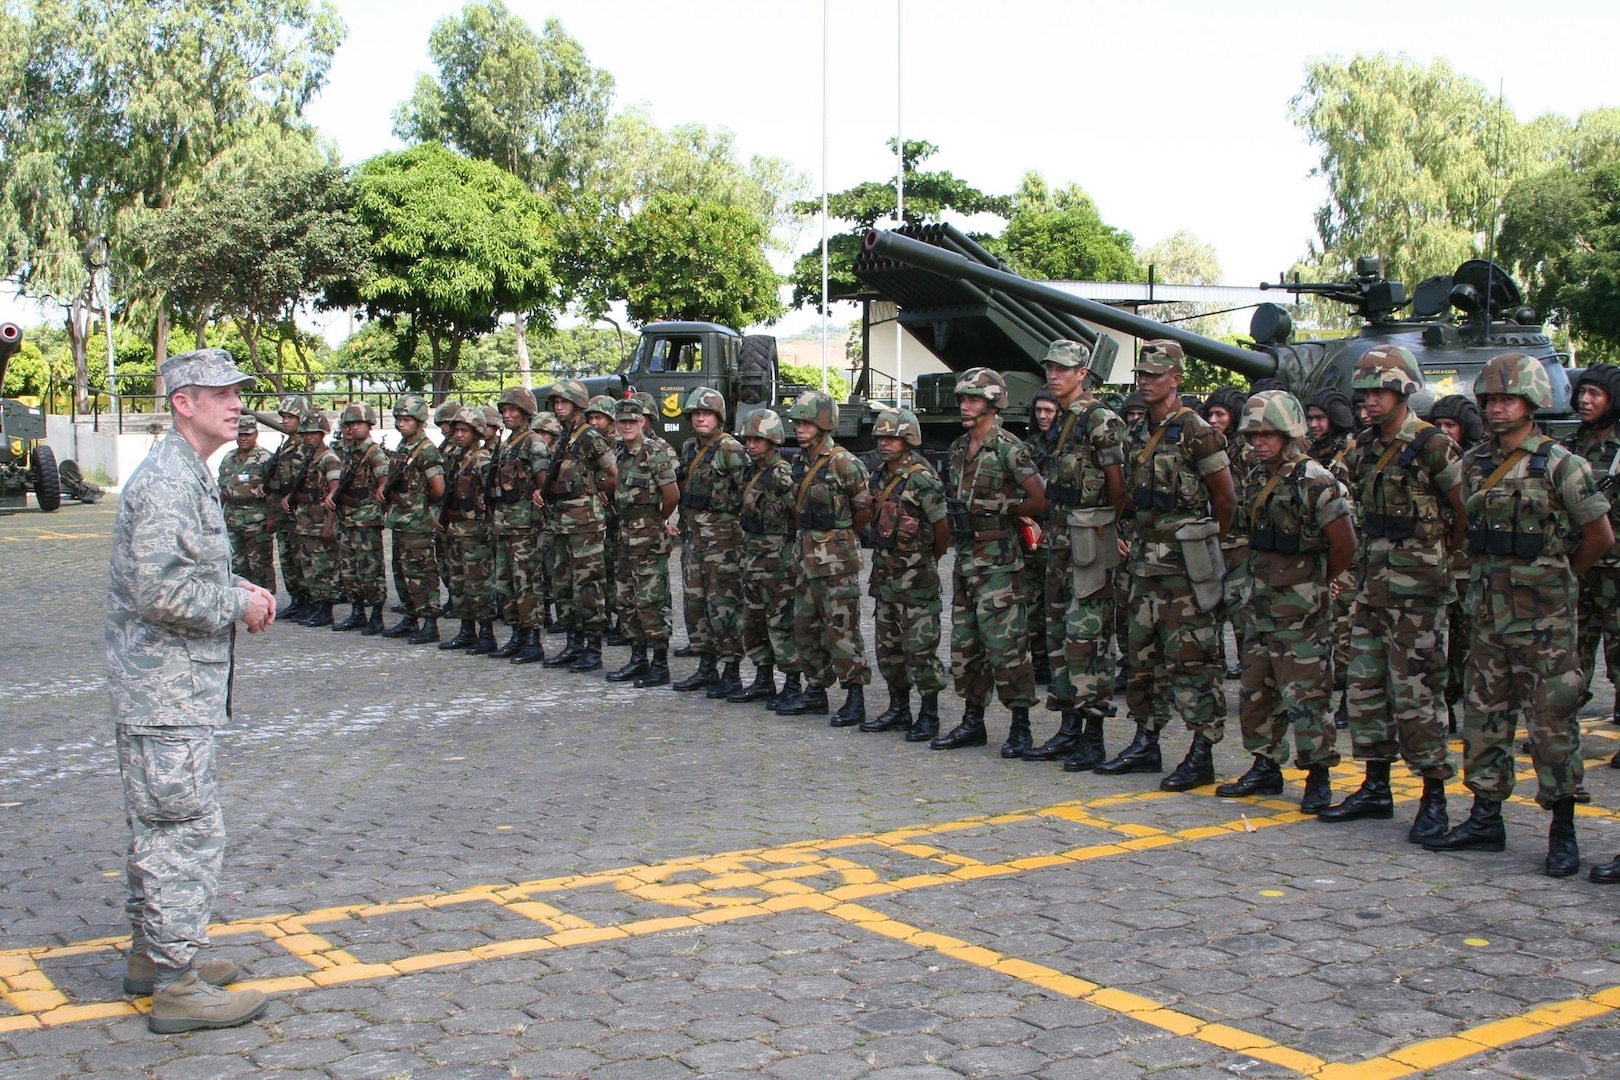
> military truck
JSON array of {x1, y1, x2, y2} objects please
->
[{"x1": 0, "y1": 323, "x2": 62, "y2": 512}]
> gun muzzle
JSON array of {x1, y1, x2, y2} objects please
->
[{"x1": 0, "y1": 322, "x2": 21, "y2": 361}]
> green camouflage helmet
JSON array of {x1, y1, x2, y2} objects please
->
[
  {"x1": 1351, "y1": 345, "x2": 1423, "y2": 396},
  {"x1": 788, "y1": 389, "x2": 837, "y2": 431},
  {"x1": 955, "y1": 366, "x2": 1008, "y2": 407},
  {"x1": 634, "y1": 391, "x2": 659, "y2": 419},
  {"x1": 872, "y1": 407, "x2": 923, "y2": 447},
  {"x1": 339, "y1": 402, "x2": 377, "y2": 426},
  {"x1": 450, "y1": 405, "x2": 482, "y2": 430},
  {"x1": 434, "y1": 400, "x2": 463, "y2": 426},
  {"x1": 1475, "y1": 351, "x2": 1552, "y2": 410},
  {"x1": 586, "y1": 394, "x2": 618, "y2": 419},
  {"x1": 393, "y1": 393, "x2": 430, "y2": 423},
  {"x1": 1238, "y1": 390, "x2": 1307, "y2": 438},
  {"x1": 296, "y1": 411, "x2": 331, "y2": 434},
  {"x1": 684, "y1": 386, "x2": 727, "y2": 417},
  {"x1": 530, "y1": 410, "x2": 565, "y2": 437},
  {"x1": 277, "y1": 394, "x2": 312, "y2": 419},
  {"x1": 737, "y1": 408, "x2": 785, "y2": 445},
  {"x1": 497, "y1": 386, "x2": 537, "y2": 416},
  {"x1": 481, "y1": 405, "x2": 502, "y2": 429},
  {"x1": 546, "y1": 379, "x2": 590, "y2": 409}
]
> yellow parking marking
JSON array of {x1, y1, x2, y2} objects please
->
[{"x1": 1, "y1": 787, "x2": 1614, "y2": 1075}]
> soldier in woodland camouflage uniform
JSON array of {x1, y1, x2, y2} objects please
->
[
  {"x1": 733, "y1": 409, "x2": 799, "y2": 705},
  {"x1": 107, "y1": 349, "x2": 271, "y2": 1032},
  {"x1": 606, "y1": 398, "x2": 680, "y2": 686},
  {"x1": 380, "y1": 394, "x2": 445, "y2": 644},
  {"x1": 437, "y1": 407, "x2": 497, "y2": 653},
  {"x1": 1023, "y1": 387, "x2": 1061, "y2": 686},
  {"x1": 1427, "y1": 394, "x2": 1485, "y2": 731},
  {"x1": 284, "y1": 413, "x2": 342, "y2": 627},
  {"x1": 860, "y1": 407, "x2": 949, "y2": 739},
  {"x1": 1021, "y1": 341, "x2": 1128, "y2": 771},
  {"x1": 1094, "y1": 341, "x2": 1237, "y2": 789},
  {"x1": 1214, "y1": 392, "x2": 1355, "y2": 812},
  {"x1": 1420, "y1": 355, "x2": 1612, "y2": 878},
  {"x1": 1112, "y1": 389, "x2": 1148, "y2": 691},
  {"x1": 218, "y1": 416, "x2": 276, "y2": 592},
  {"x1": 328, "y1": 403, "x2": 390, "y2": 635},
  {"x1": 530, "y1": 409, "x2": 566, "y2": 631},
  {"x1": 541, "y1": 380, "x2": 618, "y2": 673},
  {"x1": 1204, "y1": 385, "x2": 1253, "y2": 684},
  {"x1": 1305, "y1": 386, "x2": 1358, "y2": 728},
  {"x1": 264, "y1": 395, "x2": 312, "y2": 618},
  {"x1": 1562, "y1": 364, "x2": 1620, "y2": 732},
  {"x1": 433, "y1": 401, "x2": 463, "y2": 618},
  {"x1": 933, "y1": 367, "x2": 1049, "y2": 754},
  {"x1": 585, "y1": 395, "x2": 627, "y2": 645},
  {"x1": 780, "y1": 390, "x2": 873, "y2": 723},
  {"x1": 1319, "y1": 345, "x2": 1468, "y2": 844},
  {"x1": 485, "y1": 387, "x2": 551, "y2": 665},
  {"x1": 671, "y1": 388, "x2": 750, "y2": 697}
]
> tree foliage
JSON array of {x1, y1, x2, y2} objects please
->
[
  {"x1": 615, "y1": 193, "x2": 783, "y2": 327},
  {"x1": 1000, "y1": 172, "x2": 1140, "y2": 282}
]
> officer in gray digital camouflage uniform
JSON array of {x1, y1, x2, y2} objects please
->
[{"x1": 107, "y1": 349, "x2": 272, "y2": 1033}]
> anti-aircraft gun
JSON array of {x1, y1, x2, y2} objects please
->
[
  {"x1": 0, "y1": 322, "x2": 64, "y2": 512},
  {"x1": 859, "y1": 230, "x2": 1576, "y2": 435}
]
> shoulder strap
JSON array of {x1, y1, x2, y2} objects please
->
[
  {"x1": 1052, "y1": 403, "x2": 1098, "y2": 460},
  {"x1": 794, "y1": 449, "x2": 832, "y2": 514},
  {"x1": 1131, "y1": 406, "x2": 1191, "y2": 486},
  {"x1": 1397, "y1": 423, "x2": 1439, "y2": 469},
  {"x1": 1248, "y1": 459, "x2": 1301, "y2": 521},
  {"x1": 1476, "y1": 447, "x2": 1530, "y2": 494}
]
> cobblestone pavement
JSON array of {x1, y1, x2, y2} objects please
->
[{"x1": 6, "y1": 498, "x2": 1620, "y2": 1079}]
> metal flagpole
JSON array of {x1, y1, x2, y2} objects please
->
[
  {"x1": 894, "y1": 0, "x2": 903, "y2": 408},
  {"x1": 819, "y1": 0, "x2": 830, "y2": 393}
]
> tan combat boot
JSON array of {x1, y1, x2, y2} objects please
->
[
  {"x1": 123, "y1": 951, "x2": 242, "y2": 996},
  {"x1": 147, "y1": 970, "x2": 267, "y2": 1034}
]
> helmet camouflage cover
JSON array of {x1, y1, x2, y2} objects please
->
[
  {"x1": 872, "y1": 407, "x2": 923, "y2": 447},
  {"x1": 339, "y1": 402, "x2": 377, "y2": 426},
  {"x1": 788, "y1": 390, "x2": 837, "y2": 431},
  {"x1": 451, "y1": 405, "x2": 482, "y2": 429},
  {"x1": 296, "y1": 411, "x2": 331, "y2": 434},
  {"x1": 434, "y1": 401, "x2": 463, "y2": 426},
  {"x1": 530, "y1": 410, "x2": 565, "y2": 437},
  {"x1": 634, "y1": 391, "x2": 659, "y2": 419},
  {"x1": 277, "y1": 394, "x2": 312, "y2": 419},
  {"x1": 393, "y1": 393, "x2": 430, "y2": 423},
  {"x1": 546, "y1": 379, "x2": 590, "y2": 409},
  {"x1": 737, "y1": 408, "x2": 785, "y2": 445},
  {"x1": 586, "y1": 394, "x2": 618, "y2": 419},
  {"x1": 1351, "y1": 345, "x2": 1423, "y2": 396},
  {"x1": 684, "y1": 387, "x2": 727, "y2": 417},
  {"x1": 1239, "y1": 390, "x2": 1307, "y2": 438},
  {"x1": 1474, "y1": 351, "x2": 1552, "y2": 410},
  {"x1": 497, "y1": 386, "x2": 538, "y2": 416},
  {"x1": 954, "y1": 366, "x2": 1008, "y2": 407},
  {"x1": 481, "y1": 405, "x2": 502, "y2": 429}
]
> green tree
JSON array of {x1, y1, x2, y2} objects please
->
[
  {"x1": 789, "y1": 139, "x2": 1009, "y2": 310},
  {"x1": 615, "y1": 193, "x2": 783, "y2": 327},
  {"x1": 1001, "y1": 172, "x2": 1140, "y2": 282},
  {"x1": 335, "y1": 144, "x2": 560, "y2": 403}
]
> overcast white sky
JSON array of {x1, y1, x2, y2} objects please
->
[{"x1": 6, "y1": 0, "x2": 1615, "y2": 337}]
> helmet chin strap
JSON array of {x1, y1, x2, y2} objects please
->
[{"x1": 1490, "y1": 413, "x2": 1534, "y2": 437}]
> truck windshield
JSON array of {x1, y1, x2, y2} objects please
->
[{"x1": 643, "y1": 336, "x2": 703, "y2": 374}]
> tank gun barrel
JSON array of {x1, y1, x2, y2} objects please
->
[{"x1": 861, "y1": 230, "x2": 1278, "y2": 381}]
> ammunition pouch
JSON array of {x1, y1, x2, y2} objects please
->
[
  {"x1": 1046, "y1": 479, "x2": 1082, "y2": 510},
  {"x1": 337, "y1": 493, "x2": 362, "y2": 509},
  {"x1": 740, "y1": 509, "x2": 765, "y2": 534},
  {"x1": 798, "y1": 506, "x2": 848, "y2": 531},
  {"x1": 1175, "y1": 518, "x2": 1225, "y2": 612},
  {"x1": 1466, "y1": 524, "x2": 1545, "y2": 558},
  {"x1": 1068, "y1": 506, "x2": 1119, "y2": 600},
  {"x1": 681, "y1": 489, "x2": 713, "y2": 512},
  {"x1": 1248, "y1": 527, "x2": 1301, "y2": 555},
  {"x1": 945, "y1": 496, "x2": 974, "y2": 549},
  {"x1": 547, "y1": 473, "x2": 586, "y2": 498},
  {"x1": 493, "y1": 484, "x2": 530, "y2": 505},
  {"x1": 1361, "y1": 511, "x2": 1416, "y2": 541},
  {"x1": 1132, "y1": 484, "x2": 1177, "y2": 513}
]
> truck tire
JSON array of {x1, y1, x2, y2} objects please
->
[
  {"x1": 31, "y1": 444, "x2": 62, "y2": 512},
  {"x1": 737, "y1": 335, "x2": 777, "y2": 405}
]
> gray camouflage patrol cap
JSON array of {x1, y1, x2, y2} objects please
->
[
  {"x1": 160, "y1": 348, "x2": 253, "y2": 398},
  {"x1": 1042, "y1": 340, "x2": 1092, "y2": 369}
]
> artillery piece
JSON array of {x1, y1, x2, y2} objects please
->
[{"x1": 0, "y1": 323, "x2": 63, "y2": 512}]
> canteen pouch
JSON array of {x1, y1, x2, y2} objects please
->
[
  {"x1": 1068, "y1": 506, "x2": 1119, "y2": 600},
  {"x1": 1175, "y1": 517, "x2": 1225, "y2": 612}
]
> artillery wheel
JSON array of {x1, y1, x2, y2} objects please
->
[
  {"x1": 737, "y1": 335, "x2": 777, "y2": 405},
  {"x1": 30, "y1": 444, "x2": 62, "y2": 512}
]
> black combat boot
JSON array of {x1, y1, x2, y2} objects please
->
[
  {"x1": 390, "y1": 601, "x2": 407, "y2": 614},
  {"x1": 672, "y1": 642, "x2": 696, "y2": 658},
  {"x1": 1299, "y1": 765, "x2": 1333, "y2": 815},
  {"x1": 1160, "y1": 733, "x2": 1215, "y2": 791},
  {"x1": 767, "y1": 672, "x2": 802, "y2": 712},
  {"x1": 1216, "y1": 755, "x2": 1284, "y2": 798},
  {"x1": 1545, "y1": 798, "x2": 1579, "y2": 878},
  {"x1": 490, "y1": 626, "x2": 525, "y2": 659},
  {"x1": 1592, "y1": 854, "x2": 1620, "y2": 884},
  {"x1": 332, "y1": 603, "x2": 368, "y2": 632},
  {"x1": 1406, "y1": 776, "x2": 1449, "y2": 844},
  {"x1": 360, "y1": 604, "x2": 386, "y2": 636},
  {"x1": 544, "y1": 606, "x2": 566, "y2": 634},
  {"x1": 707, "y1": 661, "x2": 743, "y2": 699},
  {"x1": 730, "y1": 664, "x2": 776, "y2": 703},
  {"x1": 1424, "y1": 795, "x2": 1506, "y2": 852},
  {"x1": 906, "y1": 693, "x2": 941, "y2": 742},
  {"x1": 1094, "y1": 726, "x2": 1162, "y2": 775},
  {"x1": 439, "y1": 598, "x2": 455, "y2": 619},
  {"x1": 1334, "y1": 691, "x2": 1349, "y2": 729},
  {"x1": 1061, "y1": 712, "x2": 1109, "y2": 772},
  {"x1": 830, "y1": 685, "x2": 866, "y2": 728},
  {"x1": 1032, "y1": 653, "x2": 1051, "y2": 686},
  {"x1": 603, "y1": 620, "x2": 628, "y2": 647},
  {"x1": 511, "y1": 629, "x2": 548, "y2": 665},
  {"x1": 861, "y1": 686, "x2": 912, "y2": 732},
  {"x1": 301, "y1": 601, "x2": 333, "y2": 628},
  {"x1": 931, "y1": 702, "x2": 988, "y2": 750},
  {"x1": 779, "y1": 685, "x2": 829, "y2": 715},
  {"x1": 381, "y1": 614, "x2": 419, "y2": 639},
  {"x1": 439, "y1": 619, "x2": 478, "y2": 650},
  {"x1": 465, "y1": 620, "x2": 498, "y2": 655},
  {"x1": 606, "y1": 643, "x2": 648, "y2": 682},
  {"x1": 1317, "y1": 761, "x2": 1394, "y2": 822},
  {"x1": 1023, "y1": 710, "x2": 1082, "y2": 762},
  {"x1": 1000, "y1": 707, "x2": 1033, "y2": 758},
  {"x1": 672, "y1": 654, "x2": 718, "y2": 691},
  {"x1": 277, "y1": 594, "x2": 306, "y2": 620},
  {"x1": 635, "y1": 647, "x2": 671, "y2": 688},
  {"x1": 567, "y1": 634, "x2": 603, "y2": 672},
  {"x1": 407, "y1": 616, "x2": 440, "y2": 645},
  {"x1": 543, "y1": 632, "x2": 584, "y2": 668}
]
